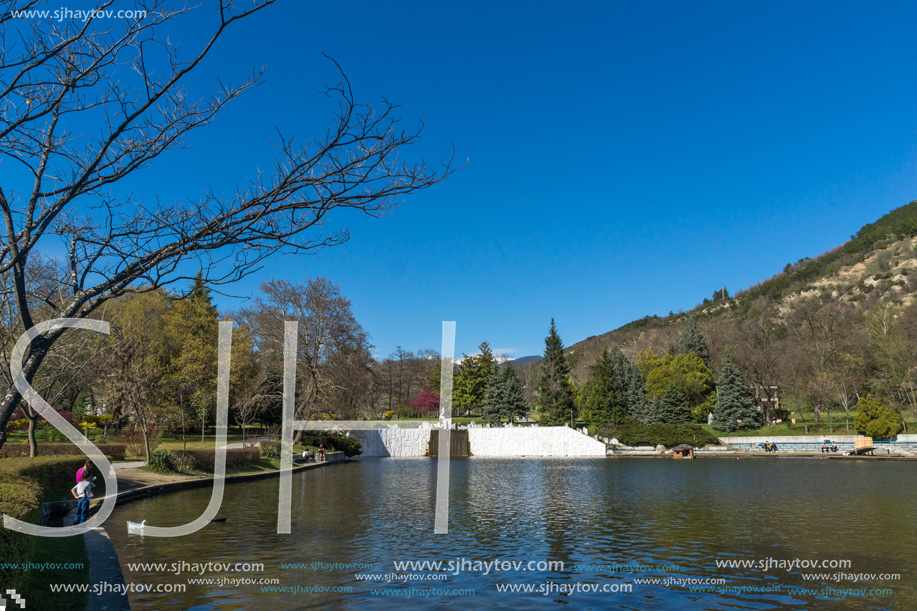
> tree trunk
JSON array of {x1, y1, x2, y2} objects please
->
[
  {"x1": 0, "y1": 338, "x2": 54, "y2": 452},
  {"x1": 27, "y1": 416, "x2": 38, "y2": 457},
  {"x1": 181, "y1": 396, "x2": 187, "y2": 468},
  {"x1": 141, "y1": 424, "x2": 152, "y2": 464}
]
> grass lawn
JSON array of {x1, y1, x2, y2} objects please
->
[{"x1": 154, "y1": 435, "x2": 244, "y2": 452}]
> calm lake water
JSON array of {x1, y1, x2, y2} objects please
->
[{"x1": 106, "y1": 458, "x2": 916, "y2": 610}]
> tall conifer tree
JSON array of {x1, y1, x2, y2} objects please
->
[
  {"x1": 678, "y1": 318, "x2": 710, "y2": 365},
  {"x1": 502, "y1": 363, "x2": 529, "y2": 422},
  {"x1": 536, "y1": 319, "x2": 576, "y2": 426},
  {"x1": 584, "y1": 350, "x2": 627, "y2": 428},
  {"x1": 483, "y1": 362, "x2": 506, "y2": 423},
  {"x1": 659, "y1": 382, "x2": 692, "y2": 424},
  {"x1": 712, "y1": 355, "x2": 762, "y2": 432}
]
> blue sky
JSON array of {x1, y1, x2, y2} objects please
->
[{"x1": 94, "y1": 1, "x2": 917, "y2": 358}]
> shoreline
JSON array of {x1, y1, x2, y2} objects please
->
[{"x1": 63, "y1": 458, "x2": 348, "y2": 611}]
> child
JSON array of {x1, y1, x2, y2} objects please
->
[
  {"x1": 76, "y1": 459, "x2": 93, "y2": 484},
  {"x1": 71, "y1": 471, "x2": 93, "y2": 525}
]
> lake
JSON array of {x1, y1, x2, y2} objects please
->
[{"x1": 105, "y1": 457, "x2": 916, "y2": 610}]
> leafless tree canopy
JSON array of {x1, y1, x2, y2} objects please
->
[{"x1": 0, "y1": 0, "x2": 455, "y2": 447}]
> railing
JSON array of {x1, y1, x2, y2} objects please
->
[
  {"x1": 727, "y1": 439, "x2": 917, "y2": 452},
  {"x1": 874, "y1": 440, "x2": 917, "y2": 449},
  {"x1": 727, "y1": 441, "x2": 853, "y2": 452}
]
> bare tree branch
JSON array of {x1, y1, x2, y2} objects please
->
[{"x1": 0, "y1": 0, "x2": 458, "y2": 448}]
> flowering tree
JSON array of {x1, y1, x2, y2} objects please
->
[{"x1": 410, "y1": 390, "x2": 440, "y2": 416}]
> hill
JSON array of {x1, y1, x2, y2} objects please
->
[{"x1": 556, "y1": 199, "x2": 917, "y2": 433}]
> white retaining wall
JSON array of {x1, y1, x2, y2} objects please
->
[
  {"x1": 469, "y1": 427, "x2": 606, "y2": 457},
  {"x1": 352, "y1": 426, "x2": 607, "y2": 457},
  {"x1": 351, "y1": 429, "x2": 431, "y2": 457}
]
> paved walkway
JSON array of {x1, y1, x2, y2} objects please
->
[{"x1": 62, "y1": 513, "x2": 129, "y2": 611}]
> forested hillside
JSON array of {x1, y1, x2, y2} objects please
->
[{"x1": 558, "y1": 199, "x2": 917, "y2": 435}]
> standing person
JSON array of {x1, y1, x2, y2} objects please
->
[
  {"x1": 318, "y1": 443, "x2": 325, "y2": 462},
  {"x1": 76, "y1": 459, "x2": 93, "y2": 483},
  {"x1": 71, "y1": 471, "x2": 93, "y2": 525}
]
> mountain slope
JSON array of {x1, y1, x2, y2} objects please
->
[{"x1": 566, "y1": 199, "x2": 917, "y2": 375}]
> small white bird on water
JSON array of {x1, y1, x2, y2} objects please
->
[{"x1": 127, "y1": 520, "x2": 146, "y2": 534}]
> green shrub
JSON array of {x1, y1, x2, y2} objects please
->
[
  {"x1": 260, "y1": 434, "x2": 362, "y2": 458},
  {"x1": 854, "y1": 394, "x2": 903, "y2": 440},
  {"x1": 616, "y1": 421, "x2": 719, "y2": 448},
  {"x1": 148, "y1": 450, "x2": 178, "y2": 473},
  {"x1": 175, "y1": 447, "x2": 260, "y2": 471},
  {"x1": 297, "y1": 432, "x2": 362, "y2": 457},
  {"x1": 0, "y1": 443, "x2": 126, "y2": 460},
  {"x1": 260, "y1": 442, "x2": 280, "y2": 459}
]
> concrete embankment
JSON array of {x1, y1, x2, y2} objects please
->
[{"x1": 351, "y1": 426, "x2": 606, "y2": 457}]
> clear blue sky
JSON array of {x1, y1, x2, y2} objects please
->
[{"x1": 129, "y1": 0, "x2": 917, "y2": 358}]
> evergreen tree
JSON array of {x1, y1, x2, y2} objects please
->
[
  {"x1": 483, "y1": 362, "x2": 505, "y2": 423},
  {"x1": 626, "y1": 365, "x2": 647, "y2": 417},
  {"x1": 659, "y1": 382, "x2": 692, "y2": 424},
  {"x1": 453, "y1": 341, "x2": 495, "y2": 416},
  {"x1": 678, "y1": 317, "x2": 710, "y2": 365},
  {"x1": 189, "y1": 270, "x2": 216, "y2": 307},
  {"x1": 536, "y1": 319, "x2": 576, "y2": 426},
  {"x1": 608, "y1": 345, "x2": 631, "y2": 394},
  {"x1": 712, "y1": 356, "x2": 762, "y2": 432},
  {"x1": 583, "y1": 350, "x2": 627, "y2": 428},
  {"x1": 643, "y1": 396, "x2": 665, "y2": 425},
  {"x1": 501, "y1": 363, "x2": 529, "y2": 422}
]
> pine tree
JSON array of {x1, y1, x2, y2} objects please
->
[
  {"x1": 483, "y1": 362, "x2": 505, "y2": 423},
  {"x1": 190, "y1": 270, "x2": 217, "y2": 309},
  {"x1": 659, "y1": 382, "x2": 692, "y2": 424},
  {"x1": 712, "y1": 356, "x2": 762, "y2": 432},
  {"x1": 583, "y1": 350, "x2": 626, "y2": 428},
  {"x1": 678, "y1": 318, "x2": 710, "y2": 365},
  {"x1": 626, "y1": 365, "x2": 646, "y2": 418},
  {"x1": 536, "y1": 319, "x2": 576, "y2": 426},
  {"x1": 501, "y1": 363, "x2": 529, "y2": 422},
  {"x1": 608, "y1": 345, "x2": 631, "y2": 394},
  {"x1": 643, "y1": 396, "x2": 665, "y2": 425}
]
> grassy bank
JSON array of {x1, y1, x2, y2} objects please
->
[{"x1": 0, "y1": 456, "x2": 91, "y2": 611}]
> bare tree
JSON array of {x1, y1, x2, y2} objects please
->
[
  {"x1": 238, "y1": 277, "x2": 373, "y2": 437},
  {"x1": 0, "y1": 0, "x2": 455, "y2": 448},
  {"x1": 0, "y1": 253, "x2": 103, "y2": 454},
  {"x1": 731, "y1": 310, "x2": 783, "y2": 423}
]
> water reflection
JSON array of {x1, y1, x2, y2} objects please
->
[{"x1": 106, "y1": 458, "x2": 915, "y2": 610}]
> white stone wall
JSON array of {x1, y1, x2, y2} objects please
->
[
  {"x1": 351, "y1": 429, "x2": 431, "y2": 457},
  {"x1": 469, "y1": 426, "x2": 606, "y2": 457},
  {"x1": 352, "y1": 426, "x2": 607, "y2": 457}
]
